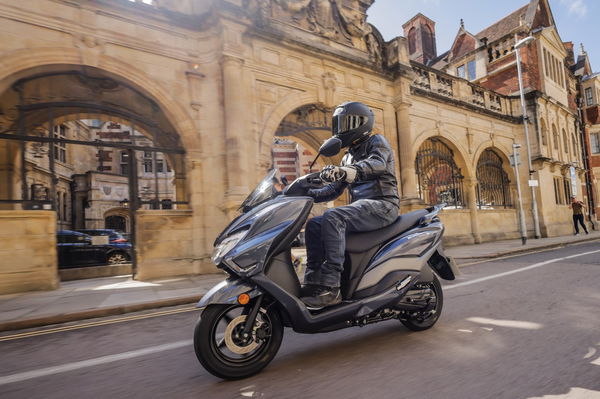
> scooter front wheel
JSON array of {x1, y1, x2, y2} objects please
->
[{"x1": 194, "y1": 303, "x2": 283, "y2": 379}]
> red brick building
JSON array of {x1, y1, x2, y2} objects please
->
[{"x1": 404, "y1": 0, "x2": 597, "y2": 232}]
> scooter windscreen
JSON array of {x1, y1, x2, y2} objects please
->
[{"x1": 238, "y1": 169, "x2": 279, "y2": 213}]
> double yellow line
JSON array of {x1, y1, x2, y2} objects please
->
[{"x1": 0, "y1": 306, "x2": 200, "y2": 342}]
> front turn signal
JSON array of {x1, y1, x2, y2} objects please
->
[{"x1": 237, "y1": 293, "x2": 250, "y2": 305}]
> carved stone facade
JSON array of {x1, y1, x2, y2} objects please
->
[{"x1": 0, "y1": 0, "x2": 593, "y2": 293}]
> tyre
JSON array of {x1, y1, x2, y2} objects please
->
[
  {"x1": 400, "y1": 275, "x2": 443, "y2": 331},
  {"x1": 107, "y1": 252, "x2": 129, "y2": 265},
  {"x1": 194, "y1": 302, "x2": 284, "y2": 379}
]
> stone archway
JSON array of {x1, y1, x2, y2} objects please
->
[
  {"x1": 415, "y1": 136, "x2": 469, "y2": 208},
  {"x1": 104, "y1": 207, "x2": 130, "y2": 232},
  {"x1": 0, "y1": 59, "x2": 204, "y2": 290},
  {"x1": 270, "y1": 103, "x2": 349, "y2": 208}
]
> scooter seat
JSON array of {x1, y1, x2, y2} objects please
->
[{"x1": 345, "y1": 209, "x2": 429, "y2": 253}]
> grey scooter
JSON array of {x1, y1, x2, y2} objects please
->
[{"x1": 193, "y1": 137, "x2": 459, "y2": 380}]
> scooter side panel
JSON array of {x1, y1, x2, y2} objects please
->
[{"x1": 355, "y1": 224, "x2": 443, "y2": 292}]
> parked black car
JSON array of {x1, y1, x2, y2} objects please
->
[
  {"x1": 57, "y1": 230, "x2": 132, "y2": 268},
  {"x1": 76, "y1": 229, "x2": 129, "y2": 243}
]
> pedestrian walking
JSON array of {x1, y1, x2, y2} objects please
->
[{"x1": 569, "y1": 196, "x2": 589, "y2": 235}]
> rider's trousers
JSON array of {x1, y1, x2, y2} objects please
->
[{"x1": 304, "y1": 199, "x2": 398, "y2": 288}]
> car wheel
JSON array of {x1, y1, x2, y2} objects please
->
[{"x1": 107, "y1": 252, "x2": 129, "y2": 265}]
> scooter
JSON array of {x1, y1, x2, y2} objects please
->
[{"x1": 193, "y1": 137, "x2": 460, "y2": 380}]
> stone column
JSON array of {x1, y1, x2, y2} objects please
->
[
  {"x1": 394, "y1": 99, "x2": 420, "y2": 206},
  {"x1": 466, "y1": 177, "x2": 482, "y2": 243},
  {"x1": 0, "y1": 140, "x2": 18, "y2": 210},
  {"x1": 222, "y1": 55, "x2": 248, "y2": 213}
]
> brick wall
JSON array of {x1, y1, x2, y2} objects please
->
[{"x1": 481, "y1": 43, "x2": 542, "y2": 96}]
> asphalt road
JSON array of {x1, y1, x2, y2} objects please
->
[{"x1": 1, "y1": 241, "x2": 600, "y2": 399}]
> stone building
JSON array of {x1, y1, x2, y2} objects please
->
[{"x1": 0, "y1": 0, "x2": 595, "y2": 294}]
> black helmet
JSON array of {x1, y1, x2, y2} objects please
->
[{"x1": 331, "y1": 101, "x2": 374, "y2": 148}]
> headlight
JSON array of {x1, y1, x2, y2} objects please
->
[{"x1": 211, "y1": 230, "x2": 247, "y2": 265}]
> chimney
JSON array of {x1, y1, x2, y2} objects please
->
[{"x1": 402, "y1": 13, "x2": 437, "y2": 65}]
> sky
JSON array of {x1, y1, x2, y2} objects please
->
[{"x1": 366, "y1": 0, "x2": 599, "y2": 70}]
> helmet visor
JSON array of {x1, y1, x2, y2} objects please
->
[{"x1": 332, "y1": 114, "x2": 368, "y2": 136}]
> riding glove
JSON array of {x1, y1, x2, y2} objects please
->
[{"x1": 320, "y1": 165, "x2": 357, "y2": 183}]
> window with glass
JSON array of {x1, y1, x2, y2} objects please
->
[
  {"x1": 591, "y1": 133, "x2": 600, "y2": 154},
  {"x1": 553, "y1": 177, "x2": 564, "y2": 205},
  {"x1": 53, "y1": 125, "x2": 67, "y2": 163},
  {"x1": 120, "y1": 151, "x2": 129, "y2": 175},
  {"x1": 456, "y1": 64, "x2": 466, "y2": 79},
  {"x1": 467, "y1": 60, "x2": 476, "y2": 81},
  {"x1": 563, "y1": 178, "x2": 572, "y2": 203},
  {"x1": 143, "y1": 151, "x2": 153, "y2": 173},
  {"x1": 585, "y1": 87, "x2": 594, "y2": 106}
]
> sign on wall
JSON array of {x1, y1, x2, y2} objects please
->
[{"x1": 570, "y1": 166, "x2": 577, "y2": 196}]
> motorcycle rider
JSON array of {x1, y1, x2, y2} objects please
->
[{"x1": 301, "y1": 101, "x2": 400, "y2": 309}]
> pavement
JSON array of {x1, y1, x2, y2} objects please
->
[{"x1": 0, "y1": 230, "x2": 599, "y2": 333}]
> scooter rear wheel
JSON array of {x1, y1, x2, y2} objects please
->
[
  {"x1": 194, "y1": 303, "x2": 283, "y2": 379},
  {"x1": 400, "y1": 275, "x2": 443, "y2": 331}
]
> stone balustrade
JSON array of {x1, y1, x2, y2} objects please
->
[{"x1": 410, "y1": 62, "x2": 518, "y2": 119}]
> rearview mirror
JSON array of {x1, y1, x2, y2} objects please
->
[{"x1": 319, "y1": 137, "x2": 342, "y2": 157}]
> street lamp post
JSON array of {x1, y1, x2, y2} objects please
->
[
  {"x1": 514, "y1": 35, "x2": 541, "y2": 239},
  {"x1": 512, "y1": 144, "x2": 527, "y2": 245}
]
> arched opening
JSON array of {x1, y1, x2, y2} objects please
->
[
  {"x1": 272, "y1": 103, "x2": 348, "y2": 211},
  {"x1": 422, "y1": 24, "x2": 435, "y2": 55},
  {"x1": 540, "y1": 118, "x2": 548, "y2": 146},
  {"x1": 476, "y1": 148, "x2": 512, "y2": 209},
  {"x1": 105, "y1": 215, "x2": 127, "y2": 232},
  {"x1": 0, "y1": 65, "x2": 188, "y2": 275},
  {"x1": 415, "y1": 137, "x2": 465, "y2": 208},
  {"x1": 552, "y1": 124, "x2": 559, "y2": 152},
  {"x1": 408, "y1": 27, "x2": 417, "y2": 55},
  {"x1": 562, "y1": 128, "x2": 569, "y2": 154}
]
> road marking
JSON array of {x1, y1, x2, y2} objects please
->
[
  {"x1": 456, "y1": 238, "x2": 600, "y2": 268},
  {"x1": 446, "y1": 249, "x2": 600, "y2": 290},
  {"x1": 0, "y1": 306, "x2": 199, "y2": 342},
  {"x1": 0, "y1": 340, "x2": 192, "y2": 386}
]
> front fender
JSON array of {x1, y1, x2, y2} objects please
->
[{"x1": 197, "y1": 278, "x2": 262, "y2": 308}]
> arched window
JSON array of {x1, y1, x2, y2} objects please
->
[
  {"x1": 552, "y1": 124, "x2": 559, "y2": 151},
  {"x1": 106, "y1": 215, "x2": 127, "y2": 232},
  {"x1": 562, "y1": 129, "x2": 569, "y2": 153},
  {"x1": 540, "y1": 118, "x2": 548, "y2": 146},
  {"x1": 476, "y1": 149, "x2": 512, "y2": 209},
  {"x1": 422, "y1": 24, "x2": 435, "y2": 55},
  {"x1": 572, "y1": 133, "x2": 578, "y2": 160},
  {"x1": 408, "y1": 27, "x2": 417, "y2": 54},
  {"x1": 415, "y1": 138, "x2": 465, "y2": 208}
]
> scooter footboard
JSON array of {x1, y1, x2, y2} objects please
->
[{"x1": 197, "y1": 278, "x2": 262, "y2": 308}]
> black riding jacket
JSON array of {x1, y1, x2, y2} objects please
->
[{"x1": 309, "y1": 134, "x2": 400, "y2": 207}]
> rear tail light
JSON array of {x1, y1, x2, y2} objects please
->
[{"x1": 111, "y1": 238, "x2": 128, "y2": 243}]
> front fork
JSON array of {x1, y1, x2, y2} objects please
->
[{"x1": 242, "y1": 295, "x2": 264, "y2": 334}]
